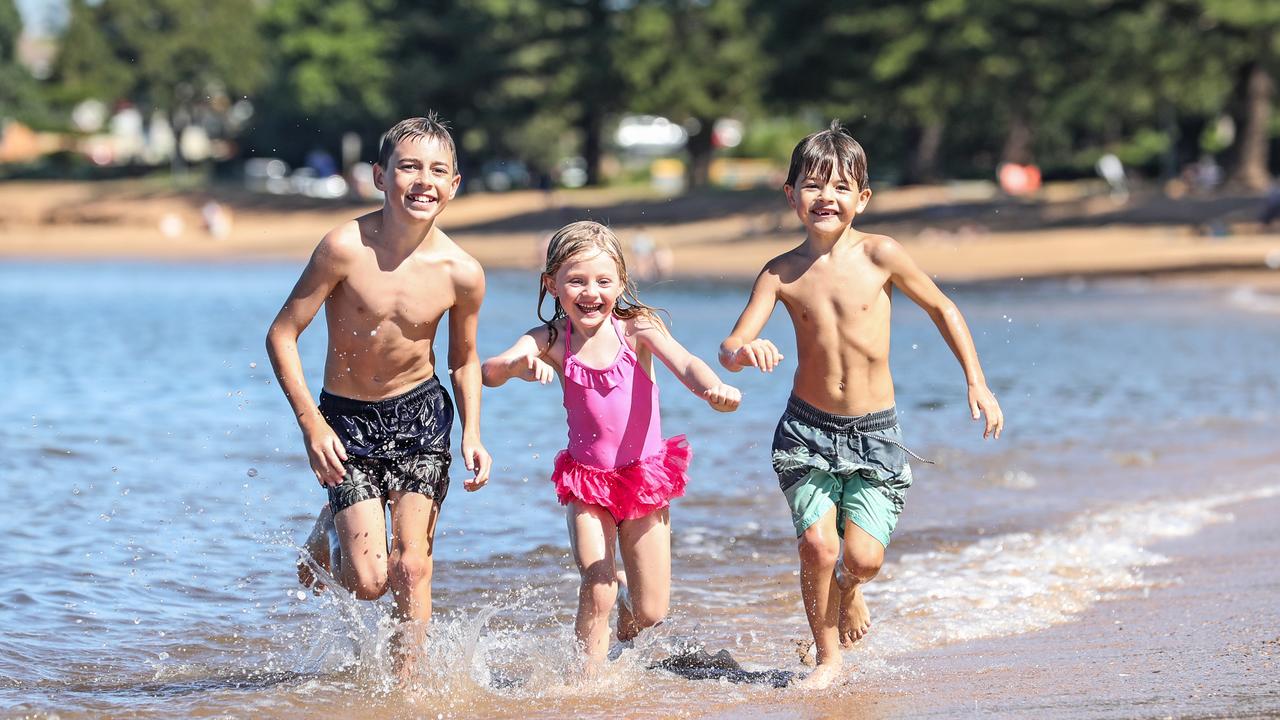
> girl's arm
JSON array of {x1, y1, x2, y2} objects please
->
[
  {"x1": 872, "y1": 236, "x2": 1004, "y2": 439},
  {"x1": 633, "y1": 317, "x2": 741, "y2": 412},
  {"x1": 481, "y1": 325, "x2": 557, "y2": 387},
  {"x1": 719, "y1": 263, "x2": 784, "y2": 372}
]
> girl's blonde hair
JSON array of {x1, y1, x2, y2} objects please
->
[{"x1": 538, "y1": 220, "x2": 663, "y2": 350}]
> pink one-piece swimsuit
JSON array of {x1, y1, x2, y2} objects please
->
[{"x1": 550, "y1": 314, "x2": 690, "y2": 522}]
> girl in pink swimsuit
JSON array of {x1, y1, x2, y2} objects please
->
[{"x1": 482, "y1": 220, "x2": 741, "y2": 670}]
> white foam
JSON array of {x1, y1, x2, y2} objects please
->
[{"x1": 864, "y1": 484, "x2": 1280, "y2": 656}]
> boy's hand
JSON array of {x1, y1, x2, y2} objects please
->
[
  {"x1": 510, "y1": 353, "x2": 555, "y2": 384},
  {"x1": 969, "y1": 384, "x2": 1004, "y2": 439},
  {"x1": 461, "y1": 437, "x2": 492, "y2": 491},
  {"x1": 301, "y1": 418, "x2": 348, "y2": 487},
  {"x1": 703, "y1": 384, "x2": 742, "y2": 412},
  {"x1": 734, "y1": 339, "x2": 784, "y2": 372}
]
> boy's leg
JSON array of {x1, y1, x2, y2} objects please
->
[
  {"x1": 837, "y1": 519, "x2": 884, "y2": 647},
  {"x1": 298, "y1": 503, "x2": 335, "y2": 590},
  {"x1": 616, "y1": 507, "x2": 671, "y2": 642},
  {"x1": 796, "y1": 506, "x2": 844, "y2": 688},
  {"x1": 567, "y1": 501, "x2": 620, "y2": 670},
  {"x1": 385, "y1": 489, "x2": 442, "y2": 680},
  {"x1": 332, "y1": 498, "x2": 393, "y2": 600}
]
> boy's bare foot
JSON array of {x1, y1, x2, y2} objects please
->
[
  {"x1": 392, "y1": 620, "x2": 428, "y2": 684},
  {"x1": 838, "y1": 581, "x2": 871, "y2": 648},
  {"x1": 615, "y1": 570, "x2": 640, "y2": 642},
  {"x1": 297, "y1": 504, "x2": 335, "y2": 591},
  {"x1": 798, "y1": 661, "x2": 843, "y2": 689}
]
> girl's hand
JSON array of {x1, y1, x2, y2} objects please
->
[
  {"x1": 510, "y1": 352, "x2": 555, "y2": 384},
  {"x1": 703, "y1": 384, "x2": 742, "y2": 412},
  {"x1": 734, "y1": 339, "x2": 784, "y2": 372}
]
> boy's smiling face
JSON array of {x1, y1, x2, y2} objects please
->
[
  {"x1": 374, "y1": 135, "x2": 460, "y2": 223},
  {"x1": 785, "y1": 168, "x2": 872, "y2": 236}
]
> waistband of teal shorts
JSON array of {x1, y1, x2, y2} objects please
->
[{"x1": 783, "y1": 395, "x2": 897, "y2": 434}]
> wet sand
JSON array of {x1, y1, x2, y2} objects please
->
[{"x1": 4, "y1": 180, "x2": 1280, "y2": 289}]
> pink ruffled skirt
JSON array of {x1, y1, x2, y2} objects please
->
[{"x1": 552, "y1": 435, "x2": 691, "y2": 522}]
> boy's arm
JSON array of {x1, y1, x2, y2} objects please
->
[
  {"x1": 448, "y1": 258, "x2": 493, "y2": 490},
  {"x1": 873, "y1": 237, "x2": 1004, "y2": 439},
  {"x1": 265, "y1": 233, "x2": 350, "y2": 486},
  {"x1": 481, "y1": 326, "x2": 555, "y2": 387},
  {"x1": 635, "y1": 319, "x2": 741, "y2": 412},
  {"x1": 719, "y1": 266, "x2": 784, "y2": 372}
]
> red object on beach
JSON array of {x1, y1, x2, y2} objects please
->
[{"x1": 998, "y1": 163, "x2": 1042, "y2": 196}]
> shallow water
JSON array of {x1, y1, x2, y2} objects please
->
[{"x1": 2, "y1": 262, "x2": 1278, "y2": 718}]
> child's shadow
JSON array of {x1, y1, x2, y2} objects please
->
[{"x1": 649, "y1": 647, "x2": 796, "y2": 688}]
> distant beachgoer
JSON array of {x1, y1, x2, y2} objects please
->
[
  {"x1": 481, "y1": 220, "x2": 741, "y2": 674},
  {"x1": 265, "y1": 114, "x2": 491, "y2": 680},
  {"x1": 719, "y1": 121, "x2": 1004, "y2": 689},
  {"x1": 201, "y1": 200, "x2": 232, "y2": 239}
]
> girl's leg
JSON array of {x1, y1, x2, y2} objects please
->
[
  {"x1": 616, "y1": 506, "x2": 671, "y2": 641},
  {"x1": 567, "y1": 501, "x2": 619, "y2": 669}
]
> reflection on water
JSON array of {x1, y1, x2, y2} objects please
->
[{"x1": 2, "y1": 263, "x2": 1278, "y2": 717}]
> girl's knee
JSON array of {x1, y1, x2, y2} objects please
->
[
  {"x1": 580, "y1": 577, "x2": 618, "y2": 614},
  {"x1": 631, "y1": 598, "x2": 668, "y2": 629}
]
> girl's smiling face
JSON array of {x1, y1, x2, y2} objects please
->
[{"x1": 546, "y1": 249, "x2": 622, "y2": 331}]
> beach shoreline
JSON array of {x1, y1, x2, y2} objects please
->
[{"x1": 4, "y1": 180, "x2": 1280, "y2": 290}]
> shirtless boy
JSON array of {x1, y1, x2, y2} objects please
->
[
  {"x1": 265, "y1": 114, "x2": 491, "y2": 673},
  {"x1": 719, "y1": 121, "x2": 1003, "y2": 688}
]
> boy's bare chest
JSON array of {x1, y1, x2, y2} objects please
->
[
  {"x1": 336, "y1": 263, "x2": 454, "y2": 327},
  {"x1": 783, "y1": 265, "x2": 889, "y2": 324}
]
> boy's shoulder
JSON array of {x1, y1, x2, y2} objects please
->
[
  {"x1": 856, "y1": 232, "x2": 913, "y2": 271},
  {"x1": 431, "y1": 230, "x2": 485, "y2": 291},
  {"x1": 316, "y1": 213, "x2": 375, "y2": 261}
]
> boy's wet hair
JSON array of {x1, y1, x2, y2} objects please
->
[
  {"x1": 785, "y1": 120, "x2": 868, "y2": 191},
  {"x1": 377, "y1": 113, "x2": 457, "y2": 171},
  {"x1": 537, "y1": 220, "x2": 665, "y2": 350}
]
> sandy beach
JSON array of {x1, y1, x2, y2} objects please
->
[{"x1": 4, "y1": 179, "x2": 1280, "y2": 290}]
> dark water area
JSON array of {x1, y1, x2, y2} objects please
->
[{"x1": 2, "y1": 261, "x2": 1277, "y2": 718}]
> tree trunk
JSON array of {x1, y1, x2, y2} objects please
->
[
  {"x1": 582, "y1": 107, "x2": 603, "y2": 187},
  {"x1": 581, "y1": 0, "x2": 609, "y2": 187},
  {"x1": 684, "y1": 117, "x2": 714, "y2": 190},
  {"x1": 1000, "y1": 111, "x2": 1033, "y2": 166},
  {"x1": 908, "y1": 122, "x2": 945, "y2": 184},
  {"x1": 1234, "y1": 62, "x2": 1273, "y2": 191}
]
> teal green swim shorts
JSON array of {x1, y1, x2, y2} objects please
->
[{"x1": 771, "y1": 396, "x2": 915, "y2": 548}]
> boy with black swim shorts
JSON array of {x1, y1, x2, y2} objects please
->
[
  {"x1": 266, "y1": 114, "x2": 491, "y2": 678},
  {"x1": 719, "y1": 121, "x2": 1003, "y2": 689}
]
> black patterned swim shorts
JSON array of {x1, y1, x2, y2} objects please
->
[{"x1": 318, "y1": 376, "x2": 452, "y2": 513}]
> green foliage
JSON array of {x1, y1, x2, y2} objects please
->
[
  {"x1": 0, "y1": 0, "x2": 44, "y2": 123},
  {"x1": 52, "y1": 0, "x2": 266, "y2": 113}
]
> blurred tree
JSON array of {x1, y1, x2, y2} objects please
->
[
  {"x1": 52, "y1": 0, "x2": 266, "y2": 164},
  {"x1": 1199, "y1": 0, "x2": 1280, "y2": 189},
  {"x1": 0, "y1": 0, "x2": 45, "y2": 124},
  {"x1": 248, "y1": 0, "x2": 394, "y2": 166},
  {"x1": 383, "y1": 0, "x2": 624, "y2": 187},
  {"x1": 617, "y1": 0, "x2": 765, "y2": 189}
]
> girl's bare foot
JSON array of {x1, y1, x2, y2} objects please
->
[
  {"x1": 838, "y1": 581, "x2": 871, "y2": 648},
  {"x1": 296, "y1": 504, "x2": 334, "y2": 591}
]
